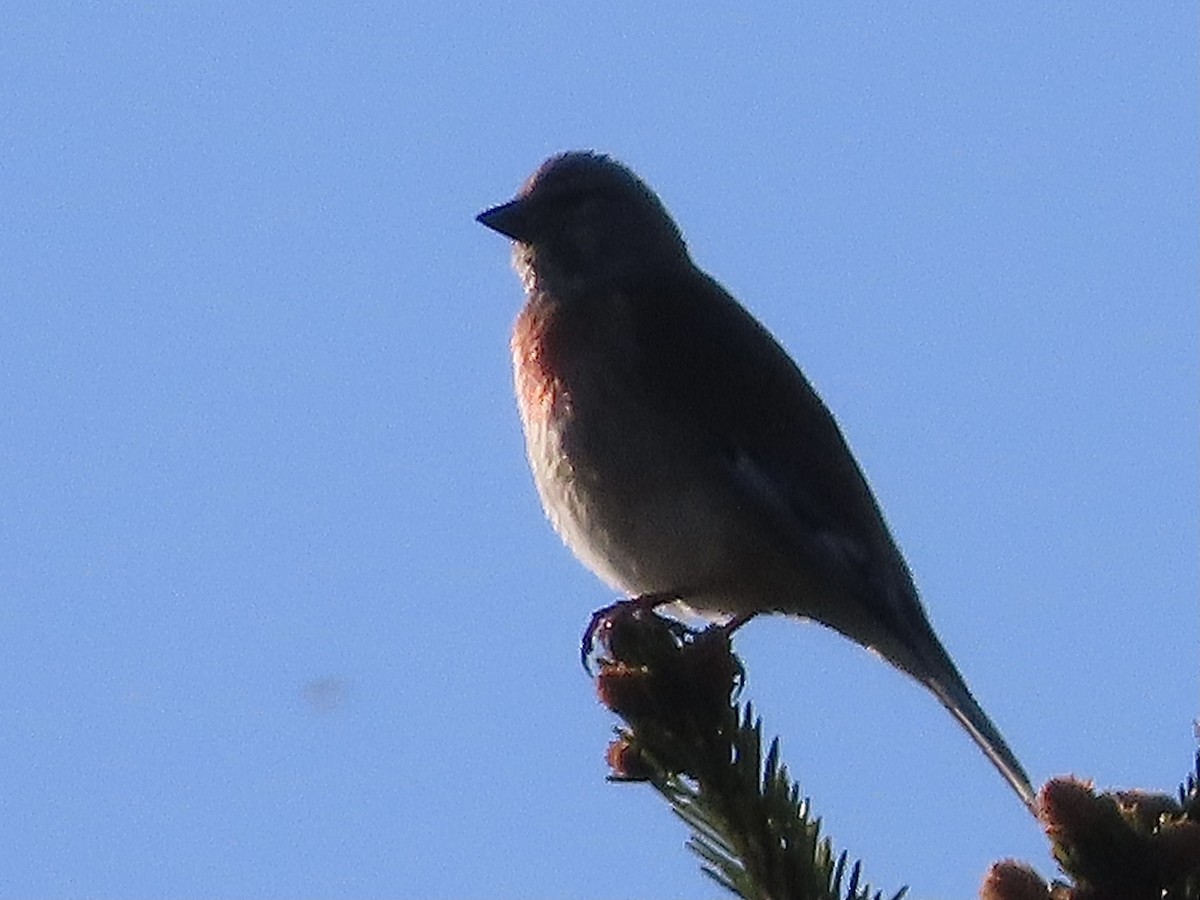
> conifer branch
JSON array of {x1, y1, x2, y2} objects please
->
[
  {"x1": 586, "y1": 604, "x2": 1200, "y2": 900},
  {"x1": 589, "y1": 604, "x2": 904, "y2": 900}
]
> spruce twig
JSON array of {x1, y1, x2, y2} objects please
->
[
  {"x1": 983, "y1": 756, "x2": 1200, "y2": 899},
  {"x1": 586, "y1": 603, "x2": 1200, "y2": 899},
  {"x1": 589, "y1": 604, "x2": 904, "y2": 900}
]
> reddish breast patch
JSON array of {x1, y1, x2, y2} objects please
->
[{"x1": 511, "y1": 299, "x2": 569, "y2": 424}]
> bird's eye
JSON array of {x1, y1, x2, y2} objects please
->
[{"x1": 551, "y1": 188, "x2": 596, "y2": 214}]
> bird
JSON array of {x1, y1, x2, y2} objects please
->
[{"x1": 476, "y1": 150, "x2": 1037, "y2": 814}]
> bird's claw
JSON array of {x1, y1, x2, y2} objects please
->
[{"x1": 580, "y1": 593, "x2": 681, "y2": 675}]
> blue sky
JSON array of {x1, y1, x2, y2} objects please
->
[{"x1": 1, "y1": 4, "x2": 1195, "y2": 898}]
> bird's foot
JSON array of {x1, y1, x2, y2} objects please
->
[{"x1": 581, "y1": 592, "x2": 683, "y2": 674}]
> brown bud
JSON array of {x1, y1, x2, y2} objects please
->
[
  {"x1": 1152, "y1": 820, "x2": 1200, "y2": 883},
  {"x1": 980, "y1": 860, "x2": 1048, "y2": 900},
  {"x1": 596, "y1": 661, "x2": 654, "y2": 718},
  {"x1": 1112, "y1": 789, "x2": 1182, "y2": 830},
  {"x1": 1039, "y1": 777, "x2": 1099, "y2": 844},
  {"x1": 606, "y1": 736, "x2": 654, "y2": 781}
]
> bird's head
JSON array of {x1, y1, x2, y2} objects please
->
[{"x1": 477, "y1": 151, "x2": 690, "y2": 292}]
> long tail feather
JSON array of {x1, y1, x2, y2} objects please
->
[{"x1": 924, "y1": 674, "x2": 1038, "y2": 816}]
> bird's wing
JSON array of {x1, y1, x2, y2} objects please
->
[
  {"x1": 626, "y1": 271, "x2": 1037, "y2": 812},
  {"x1": 628, "y1": 270, "x2": 910, "y2": 612}
]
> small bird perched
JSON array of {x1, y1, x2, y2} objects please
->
[{"x1": 477, "y1": 151, "x2": 1037, "y2": 814}]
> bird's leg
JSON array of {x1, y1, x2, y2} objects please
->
[
  {"x1": 721, "y1": 612, "x2": 757, "y2": 635},
  {"x1": 683, "y1": 611, "x2": 754, "y2": 683}
]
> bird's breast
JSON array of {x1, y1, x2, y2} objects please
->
[
  {"x1": 509, "y1": 291, "x2": 749, "y2": 605},
  {"x1": 511, "y1": 295, "x2": 568, "y2": 427}
]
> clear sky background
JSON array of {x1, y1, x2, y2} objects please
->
[{"x1": 1, "y1": 4, "x2": 1196, "y2": 899}]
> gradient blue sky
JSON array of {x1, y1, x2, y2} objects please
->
[{"x1": 1, "y1": 4, "x2": 1196, "y2": 898}]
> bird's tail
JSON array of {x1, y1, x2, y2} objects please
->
[
  {"x1": 923, "y1": 669, "x2": 1038, "y2": 816},
  {"x1": 874, "y1": 575, "x2": 1038, "y2": 816}
]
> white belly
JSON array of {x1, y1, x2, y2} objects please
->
[{"x1": 521, "y1": 405, "x2": 750, "y2": 613}]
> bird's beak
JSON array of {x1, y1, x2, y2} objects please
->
[{"x1": 476, "y1": 197, "x2": 533, "y2": 242}]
